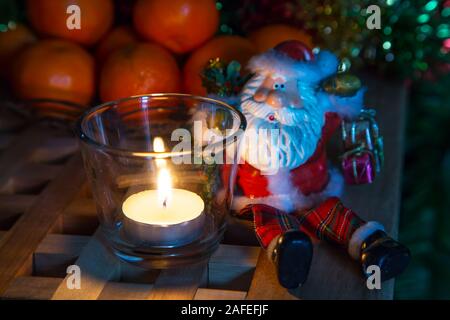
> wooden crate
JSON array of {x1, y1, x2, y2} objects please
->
[{"x1": 0, "y1": 77, "x2": 407, "y2": 300}]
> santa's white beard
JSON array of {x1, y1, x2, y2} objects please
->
[{"x1": 240, "y1": 87, "x2": 325, "y2": 174}]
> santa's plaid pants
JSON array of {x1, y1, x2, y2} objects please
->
[{"x1": 239, "y1": 197, "x2": 365, "y2": 249}]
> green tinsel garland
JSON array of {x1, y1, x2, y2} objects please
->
[{"x1": 218, "y1": 0, "x2": 449, "y2": 80}]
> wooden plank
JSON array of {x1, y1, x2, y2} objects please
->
[
  {"x1": 210, "y1": 244, "x2": 260, "y2": 267},
  {"x1": 148, "y1": 262, "x2": 207, "y2": 300},
  {"x1": 0, "y1": 195, "x2": 95, "y2": 217},
  {"x1": 31, "y1": 137, "x2": 78, "y2": 163},
  {"x1": 98, "y1": 282, "x2": 153, "y2": 300},
  {"x1": 57, "y1": 214, "x2": 99, "y2": 235},
  {"x1": 63, "y1": 198, "x2": 96, "y2": 216},
  {"x1": 246, "y1": 251, "x2": 298, "y2": 300},
  {"x1": 54, "y1": 197, "x2": 98, "y2": 235},
  {"x1": 51, "y1": 230, "x2": 121, "y2": 300},
  {"x1": 0, "y1": 194, "x2": 97, "y2": 234},
  {"x1": 209, "y1": 244, "x2": 260, "y2": 291},
  {"x1": 120, "y1": 263, "x2": 161, "y2": 284},
  {"x1": 0, "y1": 126, "x2": 50, "y2": 190},
  {"x1": 0, "y1": 194, "x2": 36, "y2": 215},
  {"x1": 33, "y1": 237, "x2": 259, "y2": 267},
  {"x1": 290, "y1": 241, "x2": 376, "y2": 299},
  {"x1": 0, "y1": 153, "x2": 86, "y2": 296},
  {"x1": 34, "y1": 234, "x2": 90, "y2": 277},
  {"x1": 34, "y1": 235, "x2": 159, "y2": 283},
  {"x1": 35, "y1": 234, "x2": 89, "y2": 256},
  {"x1": 0, "y1": 163, "x2": 63, "y2": 194},
  {"x1": 2, "y1": 276, "x2": 154, "y2": 300},
  {"x1": 31, "y1": 233, "x2": 259, "y2": 287},
  {"x1": 0, "y1": 212, "x2": 20, "y2": 230},
  {"x1": 60, "y1": 199, "x2": 98, "y2": 234},
  {"x1": 194, "y1": 288, "x2": 247, "y2": 300},
  {"x1": 2, "y1": 276, "x2": 62, "y2": 300}
]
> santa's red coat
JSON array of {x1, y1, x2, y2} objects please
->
[{"x1": 235, "y1": 112, "x2": 341, "y2": 198}]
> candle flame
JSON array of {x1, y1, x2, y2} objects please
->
[
  {"x1": 157, "y1": 168, "x2": 172, "y2": 208},
  {"x1": 154, "y1": 137, "x2": 171, "y2": 207},
  {"x1": 153, "y1": 137, "x2": 167, "y2": 169},
  {"x1": 153, "y1": 137, "x2": 165, "y2": 153}
]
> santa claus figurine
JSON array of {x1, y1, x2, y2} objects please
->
[{"x1": 229, "y1": 41, "x2": 411, "y2": 289}]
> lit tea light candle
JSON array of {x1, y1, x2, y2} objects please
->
[{"x1": 122, "y1": 138, "x2": 205, "y2": 247}]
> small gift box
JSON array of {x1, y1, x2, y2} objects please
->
[
  {"x1": 341, "y1": 149, "x2": 375, "y2": 185},
  {"x1": 341, "y1": 109, "x2": 384, "y2": 184}
]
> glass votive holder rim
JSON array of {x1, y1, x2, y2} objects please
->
[{"x1": 75, "y1": 93, "x2": 247, "y2": 159}]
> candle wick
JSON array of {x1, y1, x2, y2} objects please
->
[{"x1": 163, "y1": 198, "x2": 167, "y2": 208}]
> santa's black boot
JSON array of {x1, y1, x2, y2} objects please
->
[
  {"x1": 269, "y1": 230, "x2": 313, "y2": 289},
  {"x1": 360, "y1": 230, "x2": 411, "y2": 282}
]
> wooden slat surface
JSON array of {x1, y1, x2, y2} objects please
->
[
  {"x1": 194, "y1": 288, "x2": 247, "y2": 300},
  {"x1": 0, "y1": 127, "x2": 50, "y2": 189},
  {"x1": 247, "y1": 251, "x2": 298, "y2": 300},
  {"x1": 147, "y1": 263, "x2": 207, "y2": 300},
  {"x1": 2, "y1": 276, "x2": 61, "y2": 300},
  {"x1": 98, "y1": 282, "x2": 154, "y2": 300},
  {"x1": 51, "y1": 230, "x2": 121, "y2": 300},
  {"x1": 0, "y1": 153, "x2": 86, "y2": 295},
  {"x1": 2, "y1": 276, "x2": 249, "y2": 301},
  {"x1": 2, "y1": 239, "x2": 259, "y2": 300}
]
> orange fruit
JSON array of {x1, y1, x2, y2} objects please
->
[
  {"x1": 12, "y1": 39, "x2": 95, "y2": 106},
  {"x1": 96, "y1": 26, "x2": 139, "y2": 63},
  {"x1": 0, "y1": 24, "x2": 36, "y2": 78},
  {"x1": 26, "y1": 0, "x2": 114, "y2": 46},
  {"x1": 100, "y1": 43, "x2": 181, "y2": 102},
  {"x1": 183, "y1": 36, "x2": 256, "y2": 96},
  {"x1": 248, "y1": 24, "x2": 313, "y2": 53},
  {"x1": 133, "y1": 0, "x2": 219, "y2": 54}
]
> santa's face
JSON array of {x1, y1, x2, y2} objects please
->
[
  {"x1": 254, "y1": 75, "x2": 302, "y2": 111},
  {"x1": 240, "y1": 73, "x2": 325, "y2": 174}
]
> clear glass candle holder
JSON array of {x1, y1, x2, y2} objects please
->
[{"x1": 76, "y1": 94, "x2": 246, "y2": 268}]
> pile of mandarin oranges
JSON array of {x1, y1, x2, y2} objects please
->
[{"x1": 0, "y1": 0, "x2": 313, "y2": 110}]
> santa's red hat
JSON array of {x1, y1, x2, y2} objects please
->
[{"x1": 247, "y1": 40, "x2": 339, "y2": 83}]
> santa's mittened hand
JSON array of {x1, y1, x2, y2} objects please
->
[{"x1": 326, "y1": 87, "x2": 366, "y2": 120}]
